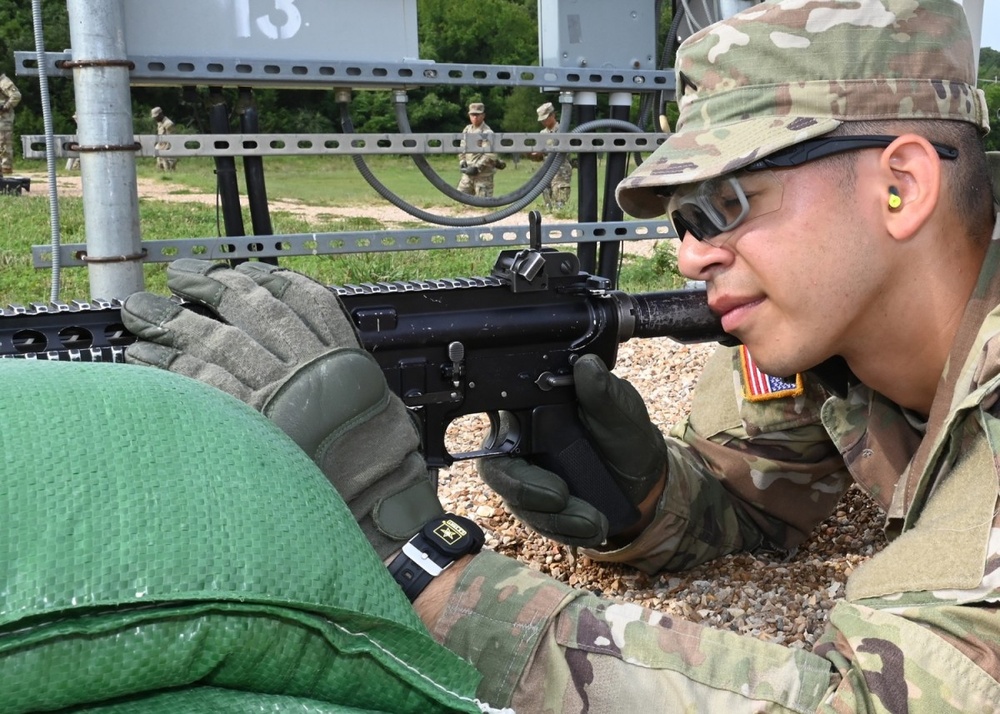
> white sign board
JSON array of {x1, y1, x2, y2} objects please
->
[{"x1": 123, "y1": 0, "x2": 419, "y2": 63}]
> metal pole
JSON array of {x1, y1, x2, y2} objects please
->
[
  {"x1": 960, "y1": 0, "x2": 984, "y2": 74},
  {"x1": 575, "y1": 91, "x2": 598, "y2": 274},
  {"x1": 66, "y1": 0, "x2": 144, "y2": 300}
]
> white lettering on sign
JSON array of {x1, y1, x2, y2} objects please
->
[{"x1": 233, "y1": 0, "x2": 302, "y2": 40}]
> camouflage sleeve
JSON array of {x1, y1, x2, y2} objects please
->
[
  {"x1": 435, "y1": 549, "x2": 836, "y2": 712},
  {"x1": 434, "y1": 549, "x2": 1000, "y2": 712},
  {"x1": 0, "y1": 76, "x2": 20, "y2": 111},
  {"x1": 585, "y1": 345, "x2": 850, "y2": 573}
]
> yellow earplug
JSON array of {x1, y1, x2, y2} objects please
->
[{"x1": 888, "y1": 186, "x2": 902, "y2": 209}]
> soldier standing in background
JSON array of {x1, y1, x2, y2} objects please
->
[
  {"x1": 529, "y1": 101, "x2": 573, "y2": 211},
  {"x1": 456, "y1": 102, "x2": 498, "y2": 197},
  {"x1": 151, "y1": 106, "x2": 178, "y2": 172},
  {"x1": 66, "y1": 113, "x2": 80, "y2": 171},
  {"x1": 0, "y1": 73, "x2": 22, "y2": 177}
]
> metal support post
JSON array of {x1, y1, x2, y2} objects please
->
[
  {"x1": 575, "y1": 92, "x2": 598, "y2": 274},
  {"x1": 67, "y1": 0, "x2": 144, "y2": 300}
]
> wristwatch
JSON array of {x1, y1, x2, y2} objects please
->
[{"x1": 388, "y1": 514, "x2": 485, "y2": 602}]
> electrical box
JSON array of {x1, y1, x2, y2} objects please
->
[
  {"x1": 122, "y1": 0, "x2": 419, "y2": 63},
  {"x1": 538, "y1": 0, "x2": 657, "y2": 70}
]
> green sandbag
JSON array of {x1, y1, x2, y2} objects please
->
[{"x1": 0, "y1": 360, "x2": 481, "y2": 713}]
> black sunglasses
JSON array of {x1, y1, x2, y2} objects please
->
[
  {"x1": 745, "y1": 134, "x2": 958, "y2": 171},
  {"x1": 664, "y1": 134, "x2": 960, "y2": 242}
]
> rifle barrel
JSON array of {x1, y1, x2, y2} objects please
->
[{"x1": 627, "y1": 289, "x2": 733, "y2": 345}]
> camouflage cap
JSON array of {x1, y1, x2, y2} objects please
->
[
  {"x1": 150, "y1": 106, "x2": 163, "y2": 118},
  {"x1": 537, "y1": 102, "x2": 556, "y2": 121},
  {"x1": 616, "y1": 0, "x2": 990, "y2": 219},
  {"x1": 468, "y1": 102, "x2": 485, "y2": 114}
]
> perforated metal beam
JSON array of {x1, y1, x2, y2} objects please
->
[
  {"x1": 22, "y1": 132, "x2": 668, "y2": 159},
  {"x1": 33, "y1": 220, "x2": 676, "y2": 267},
  {"x1": 15, "y1": 52, "x2": 675, "y2": 93}
]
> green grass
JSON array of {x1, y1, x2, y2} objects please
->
[
  {"x1": 2, "y1": 156, "x2": 683, "y2": 305},
  {"x1": 133, "y1": 154, "x2": 583, "y2": 208}
]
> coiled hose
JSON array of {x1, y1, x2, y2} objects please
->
[
  {"x1": 340, "y1": 100, "x2": 647, "y2": 227},
  {"x1": 393, "y1": 92, "x2": 572, "y2": 208}
]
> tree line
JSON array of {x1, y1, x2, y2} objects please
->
[{"x1": 2, "y1": 3, "x2": 999, "y2": 152}]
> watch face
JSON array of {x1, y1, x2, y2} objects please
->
[
  {"x1": 426, "y1": 516, "x2": 483, "y2": 557},
  {"x1": 433, "y1": 519, "x2": 468, "y2": 545}
]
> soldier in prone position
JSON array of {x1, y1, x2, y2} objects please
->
[{"x1": 118, "y1": 1, "x2": 1000, "y2": 710}]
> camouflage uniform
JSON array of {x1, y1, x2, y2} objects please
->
[
  {"x1": 0, "y1": 73, "x2": 22, "y2": 176},
  {"x1": 458, "y1": 103, "x2": 497, "y2": 197},
  {"x1": 429, "y1": 2, "x2": 1000, "y2": 711},
  {"x1": 533, "y1": 102, "x2": 572, "y2": 210},
  {"x1": 152, "y1": 107, "x2": 177, "y2": 172}
]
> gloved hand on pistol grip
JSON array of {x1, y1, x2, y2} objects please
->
[
  {"x1": 477, "y1": 354, "x2": 669, "y2": 548},
  {"x1": 120, "y1": 259, "x2": 443, "y2": 560}
]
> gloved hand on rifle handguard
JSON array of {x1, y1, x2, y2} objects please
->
[
  {"x1": 120, "y1": 259, "x2": 444, "y2": 560},
  {"x1": 460, "y1": 164, "x2": 480, "y2": 176},
  {"x1": 477, "y1": 354, "x2": 669, "y2": 549}
]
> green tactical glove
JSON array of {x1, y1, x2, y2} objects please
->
[
  {"x1": 477, "y1": 354, "x2": 669, "y2": 548},
  {"x1": 121, "y1": 259, "x2": 444, "y2": 560}
]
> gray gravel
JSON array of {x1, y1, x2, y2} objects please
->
[{"x1": 436, "y1": 337, "x2": 887, "y2": 651}]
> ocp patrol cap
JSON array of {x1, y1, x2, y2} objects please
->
[{"x1": 616, "y1": 0, "x2": 990, "y2": 219}]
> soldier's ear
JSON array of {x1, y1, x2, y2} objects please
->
[{"x1": 879, "y1": 134, "x2": 941, "y2": 242}]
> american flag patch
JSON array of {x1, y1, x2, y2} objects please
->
[{"x1": 739, "y1": 345, "x2": 804, "y2": 402}]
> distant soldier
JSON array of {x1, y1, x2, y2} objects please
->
[
  {"x1": 0, "y1": 73, "x2": 22, "y2": 177},
  {"x1": 151, "y1": 106, "x2": 177, "y2": 171},
  {"x1": 457, "y1": 102, "x2": 499, "y2": 197},
  {"x1": 66, "y1": 113, "x2": 80, "y2": 171},
  {"x1": 530, "y1": 101, "x2": 573, "y2": 211}
]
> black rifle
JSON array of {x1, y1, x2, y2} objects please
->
[{"x1": 0, "y1": 228, "x2": 729, "y2": 536}]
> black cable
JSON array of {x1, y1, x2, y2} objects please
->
[
  {"x1": 340, "y1": 101, "x2": 574, "y2": 227},
  {"x1": 239, "y1": 91, "x2": 278, "y2": 266}
]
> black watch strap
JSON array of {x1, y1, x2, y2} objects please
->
[{"x1": 387, "y1": 514, "x2": 484, "y2": 602}]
